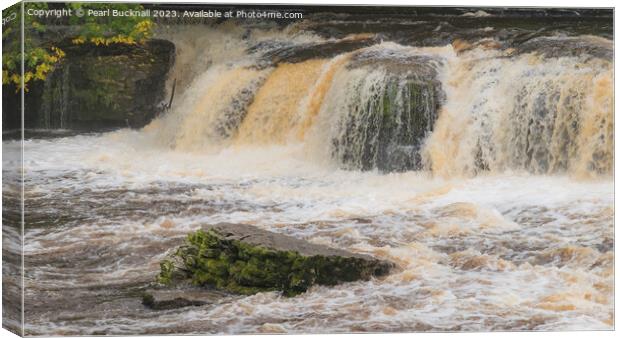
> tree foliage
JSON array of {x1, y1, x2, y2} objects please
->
[{"x1": 2, "y1": 2, "x2": 154, "y2": 91}]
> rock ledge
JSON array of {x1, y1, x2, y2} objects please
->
[{"x1": 157, "y1": 223, "x2": 393, "y2": 297}]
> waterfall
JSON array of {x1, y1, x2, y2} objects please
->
[
  {"x1": 424, "y1": 38, "x2": 613, "y2": 178},
  {"x1": 40, "y1": 65, "x2": 70, "y2": 129},
  {"x1": 144, "y1": 27, "x2": 612, "y2": 178},
  {"x1": 234, "y1": 59, "x2": 327, "y2": 144},
  {"x1": 315, "y1": 45, "x2": 445, "y2": 172},
  {"x1": 14, "y1": 11, "x2": 613, "y2": 335},
  {"x1": 171, "y1": 66, "x2": 269, "y2": 151}
]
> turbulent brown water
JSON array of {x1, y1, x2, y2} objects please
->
[{"x1": 2, "y1": 14, "x2": 614, "y2": 335}]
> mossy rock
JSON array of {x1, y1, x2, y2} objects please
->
[
  {"x1": 19, "y1": 39, "x2": 175, "y2": 131},
  {"x1": 332, "y1": 53, "x2": 443, "y2": 172},
  {"x1": 157, "y1": 223, "x2": 393, "y2": 297}
]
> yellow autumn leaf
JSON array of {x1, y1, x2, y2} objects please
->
[
  {"x1": 24, "y1": 71, "x2": 33, "y2": 83},
  {"x1": 10, "y1": 73, "x2": 20, "y2": 85},
  {"x1": 35, "y1": 63, "x2": 50, "y2": 80},
  {"x1": 72, "y1": 37, "x2": 85, "y2": 45}
]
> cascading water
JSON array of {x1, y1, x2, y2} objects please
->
[
  {"x1": 143, "y1": 34, "x2": 612, "y2": 178},
  {"x1": 235, "y1": 59, "x2": 328, "y2": 144},
  {"x1": 7, "y1": 16, "x2": 613, "y2": 335},
  {"x1": 40, "y1": 65, "x2": 70, "y2": 129},
  {"x1": 321, "y1": 46, "x2": 444, "y2": 171},
  {"x1": 424, "y1": 37, "x2": 613, "y2": 178},
  {"x1": 145, "y1": 40, "x2": 450, "y2": 173}
]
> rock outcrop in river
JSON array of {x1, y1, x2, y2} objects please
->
[
  {"x1": 155, "y1": 223, "x2": 394, "y2": 298},
  {"x1": 4, "y1": 39, "x2": 175, "y2": 131}
]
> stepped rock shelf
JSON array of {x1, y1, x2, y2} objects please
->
[{"x1": 147, "y1": 223, "x2": 394, "y2": 308}]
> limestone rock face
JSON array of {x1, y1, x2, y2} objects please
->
[
  {"x1": 25, "y1": 39, "x2": 175, "y2": 130},
  {"x1": 157, "y1": 223, "x2": 394, "y2": 297},
  {"x1": 253, "y1": 35, "x2": 379, "y2": 66}
]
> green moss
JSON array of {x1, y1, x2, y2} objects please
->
[
  {"x1": 382, "y1": 81, "x2": 399, "y2": 121},
  {"x1": 156, "y1": 259, "x2": 175, "y2": 285},
  {"x1": 157, "y1": 229, "x2": 389, "y2": 297}
]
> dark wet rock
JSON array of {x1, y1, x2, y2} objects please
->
[
  {"x1": 514, "y1": 36, "x2": 613, "y2": 60},
  {"x1": 142, "y1": 284, "x2": 231, "y2": 310},
  {"x1": 252, "y1": 35, "x2": 379, "y2": 66},
  {"x1": 157, "y1": 223, "x2": 393, "y2": 296},
  {"x1": 19, "y1": 39, "x2": 175, "y2": 131},
  {"x1": 333, "y1": 52, "x2": 443, "y2": 172},
  {"x1": 300, "y1": 9, "x2": 612, "y2": 47},
  {"x1": 347, "y1": 48, "x2": 442, "y2": 75},
  {"x1": 451, "y1": 38, "x2": 504, "y2": 55}
]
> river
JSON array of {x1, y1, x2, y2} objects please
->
[{"x1": 2, "y1": 11, "x2": 614, "y2": 334}]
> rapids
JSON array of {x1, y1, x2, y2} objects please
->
[{"x1": 2, "y1": 16, "x2": 613, "y2": 334}]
